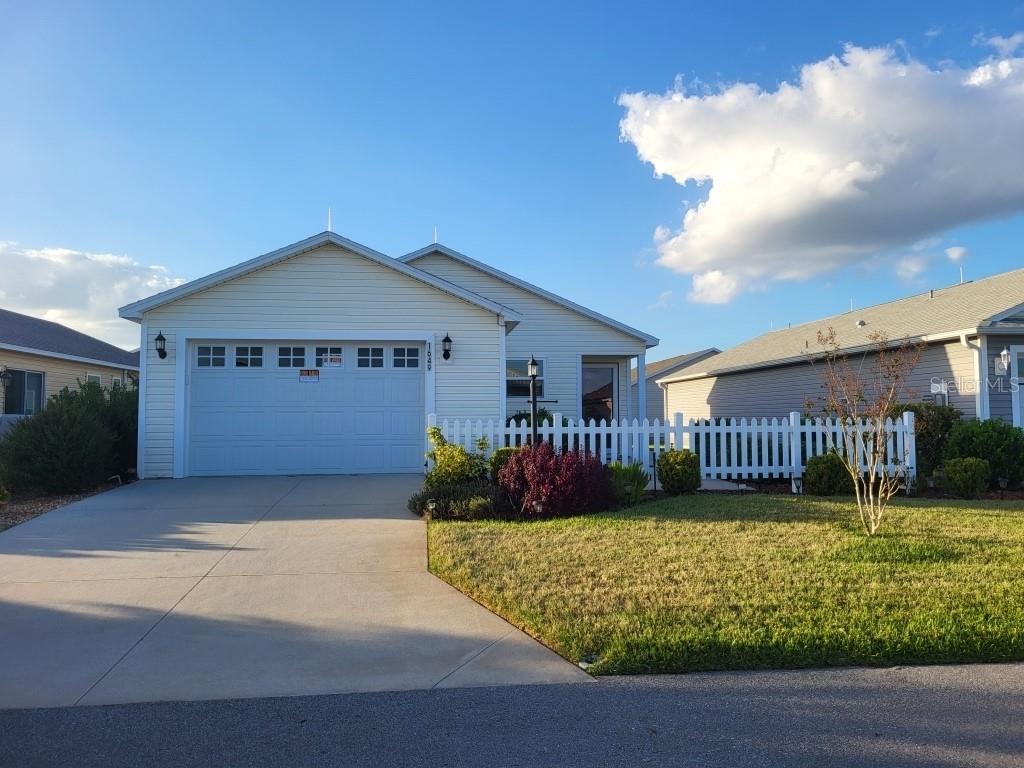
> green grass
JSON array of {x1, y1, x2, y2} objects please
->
[{"x1": 427, "y1": 494, "x2": 1024, "y2": 674}]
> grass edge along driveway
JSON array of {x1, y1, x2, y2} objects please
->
[{"x1": 427, "y1": 494, "x2": 1024, "y2": 674}]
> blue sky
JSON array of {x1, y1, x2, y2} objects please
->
[{"x1": 2, "y1": 1, "x2": 1023, "y2": 353}]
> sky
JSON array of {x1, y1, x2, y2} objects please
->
[{"x1": 2, "y1": 1, "x2": 1024, "y2": 356}]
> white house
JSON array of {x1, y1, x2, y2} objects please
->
[{"x1": 119, "y1": 231, "x2": 658, "y2": 478}]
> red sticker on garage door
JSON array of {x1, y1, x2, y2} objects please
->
[{"x1": 299, "y1": 369, "x2": 319, "y2": 382}]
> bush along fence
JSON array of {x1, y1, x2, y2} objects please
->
[{"x1": 428, "y1": 411, "x2": 917, "y2": 493}]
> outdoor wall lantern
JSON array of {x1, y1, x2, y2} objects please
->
[
  {"x1": 0, "y1": 366, "x2": 11, "y2": 390},
  {"x1": 1001, "y1": 346, "x2": 1011, "y2": 373},
  {"x1": 155, "y1": 331, "x2": 167, "y2": 360},
  {"x1": 441, "y1": 334, "x2": 453, "y2": 360}
]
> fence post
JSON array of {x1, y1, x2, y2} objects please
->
[
  {"x1": 673, "y1": 412, "x2": 684, "y2": 452},
  {"x1": 903, "y1": 410, "x2": 917, "y2": 488},
  {"x1": 789, "y1": 411, "x2": 802, "y2": 494}
]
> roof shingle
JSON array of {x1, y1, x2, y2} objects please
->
[{"x1": 0, "y1": 308, "x2": 138, "y2": 368}]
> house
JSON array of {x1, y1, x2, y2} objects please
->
[
  {"x1": 657, "y1": 267, "x2": 1024, "y2": 424},
  {"x1": 118, "y1": 231, "x2": 658, "y2": 478},
  {"x1": 0, "y1": 307, "x2": 139, "y2": 433},
  {"x1": 630, "y1": 348, "x2": 719, "y2": 421}
]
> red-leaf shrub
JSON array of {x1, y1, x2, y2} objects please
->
[{"x1": 497, "y1": 441, "x2": 612, "y2": 517}]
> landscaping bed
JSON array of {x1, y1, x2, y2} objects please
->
[
  {"x1": 0, "y1": 484, "x2": 120, "y2": 532},
  {"x1": 427, "y1": 494, "x2": 1024, "y2": 674}
]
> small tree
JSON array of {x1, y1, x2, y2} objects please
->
[{"x1": 811, "y1": 328, "x2": 923, "y2": 536}]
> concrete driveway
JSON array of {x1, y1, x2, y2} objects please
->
[{"x1": 0, "y1": 476, "x2": 588, "y2": 709}]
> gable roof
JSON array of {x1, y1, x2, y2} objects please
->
[
  {"x1": 399, "y1": 244, "x2": 659, "y2": 347},
  {"x1": 659, "y1": 266, "x2": 1024, "y2": 385},
  {"x1": 0, "y1": 307, "x2": 138, "y2": 369},
  {"x1": 118, "y1": 232, "x2": 523, "y2": 326},
  {"x1": 631, "y1": 348, "x2": 720, "y2": 385}
]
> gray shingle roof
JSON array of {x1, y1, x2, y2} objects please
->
[
  {"x1": 659, "y1": 267, "x2": 1024, "y2": 383},
  {"x1": 0, "y1": 308, "x2": 138, "y2": 368},
  {"x1": 632, "y1": 348, "x2": 720, "y2": 384}
]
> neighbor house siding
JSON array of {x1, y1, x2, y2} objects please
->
[
  {"x1": 663, "y1": 340, "x2": 977, "y2": 421},
  {"x1": 0, "y1": 348, "x2": 132, "y2": 411},
  {"x1": 630, "y1": 375, "x2": 669, "y2": 421},
  {"x1": 139, "y1": 244, "x2": 502, "y2": 478},
  {"x1": 411, "y1": 253, "x2": 646, "y2": 420}
]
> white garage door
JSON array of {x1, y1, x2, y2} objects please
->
[{"x1": 188, "y1": 341, "x2": 425, "y2": 476}]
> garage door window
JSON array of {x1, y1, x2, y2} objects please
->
[
  {"x1": 357, "y1": 347, "x2": 384, "y2": 368},
  {"x1": 392, "y1": 347, "x2": 419, "y2": 368},
  {"x1": 315, "y1": 346, "x2": 344, "y2": 367},
  {"x1": 235, "y1": 346, "x2": 263, "y2": 368},
  {"x1": 278, "y1": 346, "x2": 306, "y2": 367},
  {"x1": 197, "y1": 346, "x2": 226, "y2": 367}
]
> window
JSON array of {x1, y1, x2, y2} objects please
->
[
  {"x1": 85, "y1": 373, "x2": 101, "y2": 385},
  {"x1": 315, "y1": 346, "x2": 344, "y2": 367},
  {"x1": 506, "y1": 359, "x2": 544, "y2": 397},
  {"x1": 235, "y1": 346, "x2": 264, "y2": 368},
  {"x1": 357, "y1": 346, "x2": 384, "y2": 368},
  {"x1": 278, "y1": 346, "x2": 306, "y2": 367},
  {"x1": 197, "y1": 345, "x2": 226, "y2": 367},
  {"x1": 2, "y1": 369, "x2": 43, "y2": 416},
  {"x1": 392, "y1": 347, "x2": 420, "y2": 368},
  {"x1": 111, "y1": 374, "x2": 125, "y2": 388}
]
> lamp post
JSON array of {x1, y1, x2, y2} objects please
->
[{"x1": 528, "y1": 355, "x2": 539, "y2": 445}]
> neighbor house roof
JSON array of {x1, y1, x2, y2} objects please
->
[
  {"x1": 631, "y1": 348, "x2": 720, "y2": 385},
  {"x1": 119, "y1": 232, "x2": 523, "y2": 327},
  {"x1": 0, "y1": 307, "x2": 138, "y2": 369},
  {"x1": 400, "y1": 244, "x2": 659, "y2": 347},
  {"x1": 658, "y1": 267, "x2": 1024, "y2": 385}
]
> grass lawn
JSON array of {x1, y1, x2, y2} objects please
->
[{"x1": 427, "y1": 494, "x2": 1024, "y2": 674}]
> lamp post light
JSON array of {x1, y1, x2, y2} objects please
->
[{"x1": 528, "y1": 355, "x2": 539, "y2": 445}]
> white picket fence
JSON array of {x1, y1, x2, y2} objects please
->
[{"x1": 429, "y1": 411, "x2": 917, "y2": 492}]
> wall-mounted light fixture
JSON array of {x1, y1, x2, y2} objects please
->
[
  {"x1": 155, "y1": 331, "x2": 167, "y2": 360},
  {"x1": 441, "y1": 334, "x2": 453, "y2": 360},
  {"x1": 1001, "y1": 346, "x2": 1011, "y2": 373}
]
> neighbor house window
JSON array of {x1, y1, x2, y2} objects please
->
[
  {"x1": 315, "y1": 346, "x2": 344, "y2": 367},
  {"x1": 2, "y1": 369, "x2": 43, "y2": 416},
  {"x1": 235, "y1": 346, "x2": 264, "y2": 368},
  {"x1": 85, "y1": 373, "x2": 101, "y2": 385},
  {"x1": 506, "y1": 359, "x2": 544, "y2": 397},
  {"x1": 197, "y1": 345, "x2": 226, "y2": 367},
  {"x1": 392, "y1": 347, "x2": 419, "y2": 368},
  {"x1": 278, "y1": 346, "x2": 306, "y2": 367},
  {"x1": 357, "y1": 347, "x2": 384, "y2": 368}
]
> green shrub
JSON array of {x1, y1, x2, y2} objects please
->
[
  {"x1": 896, "y1": 403, "x2": 961, "y2": 479},
  {"x1": 803, "y1": 452, "x2": 854, "y2": 496},
  {"x1": 408, "y1": 480, "x2": 509, "y2": 520},
  {"x1": 424, "y1": 426, "x2": 487, "y2": 490},
  {"x1": 105, "y1": 382, "x2": 138, "y2": 477},
  {"x1": 944, "y1": 457, "x2": 990, "y2": 499},
  {"x1": 0, "y1": 484, "x2": 8, "y2": 503},
  {"x1": 609, "y1": 461, "x2": 650, "y2": 506},
  {"x1": 657, "y1": 449, "x2": 700, "y2": 495},
  {"x1": 507, "y1": 408, "x2": 567, "y2": 427},
  {"x1": 945, "y1": 419, "x2": 1024, "y2": 489},
  {"x1": 0, "y1": 385, "x2": 113, "y2": 493},
  {"x1": 489, "y1": 447, "x2": 519, "y2": 482}
]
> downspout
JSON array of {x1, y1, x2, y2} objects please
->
[{"x1": 960, "y1": 332, "x2": 987, "y2": 419}]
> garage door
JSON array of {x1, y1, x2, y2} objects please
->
[{"x1": 187, "y1": 341, "x2": 425, "y2": 476}]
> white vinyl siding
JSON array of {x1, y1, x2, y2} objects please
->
[
  {"x1": 663, "y1": 340, "x2": 978, "y2": 421},
  {"x1": 139, "y1": 243, "x2": 501, "y2": 478},
  {"x1": 412, "y1": 253, "x2": 645, "y2": 420}
]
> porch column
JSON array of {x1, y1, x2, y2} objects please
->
[{"x1": 637, "y1": 351, "x2": 647, "y2": 422}]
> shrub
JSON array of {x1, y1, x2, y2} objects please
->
[
  {"x1": 945, "y1": 419, "x2": 1024, "y2": 489},
  {"x1": 895, "y1": 403, "x2": 960, "y2": 479},
  {"x1": 803, "y1": 452, "x2": 854, "y2": 496},
  {"x1": 0, "y1": 385, "x2": 113, "y2": 493},
  {"x1": 0, "y1": 484, "x2": 8, "y2": 503},
  {"x1": 105, "y1": 382, "x2": 139, "y2": 477},
  {"x1": 408, "y1": 480, "x2": 508, "y2": 520},
  {"x1": 489, "y1": 447, "x2": 519, "y2": 482},
  {"x1": 944, "y1": 457, "x2": 990, "y2": 499},
  {"x1": 498, "y1": 442, "x2": 612, "y2": 517},
  {"x1": 424, "y1": 426, "x2": 487, "y2": 490},
  {"x1": 609, "y1": 461, "x2": 650, "y2": 506},
  {"x1": 507, "y1": 408, "x2": 568, "y2": 427},
  {"x1": 657, "y1": 449, "x2": 700, "y2": 495}
]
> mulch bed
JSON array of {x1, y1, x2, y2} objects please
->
[{"x1": 0, "y1": 482, "x2": 123, "y2": 531}]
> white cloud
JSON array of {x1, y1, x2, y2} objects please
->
[
  {"x1": 945, "y1": 245, "x2": 968, "y2": 262},
  {"x1": 619, "y1": 44, "x2": 1024, "y2": 303},
  {"x1": 0, "y1": 242, "x2": 187, "y2": 349},
  {"x1": 895, "y1": 254, "x2": 928, "y2": 281},
  {"x1": 979, "y1": 31, "x2": 1024, "y2": 57},
  {"x1": 647, "y1": 289, "x2": 674, "y2": 310}
]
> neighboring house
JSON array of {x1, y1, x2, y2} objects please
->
[
  {"x1": 630, "y1": 348, "x2": 719, "y2": 421},
  {"x1": 0, "y1": 308, "x2": 139, "y2": 433},
  {"x1": 118, "y1": 231, "x2": 658, "y2": 478},
  {"x1": 657, "y1": 267, "x2": 1024, "y2": 424}
]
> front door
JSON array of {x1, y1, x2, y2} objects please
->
[{"x1": 582, "y1": 364, "x2": 616, "y2": 424}]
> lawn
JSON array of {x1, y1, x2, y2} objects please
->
[{"x1": 427, "y1": 494, "x2": 1024, "y2": 674}]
